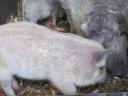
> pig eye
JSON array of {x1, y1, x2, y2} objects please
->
[{"x1": 99, "y1": 66, "x2": 105, "y2": 71}]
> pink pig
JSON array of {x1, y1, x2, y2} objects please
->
[{"x1": 0, "y1": 22, "x2": 107, "y2": 96}]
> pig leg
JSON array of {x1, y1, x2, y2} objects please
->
[
  {"x1": 12, "y1": 78, "x2": 19, "y2": 91},
  {"x1": 51, "y1": 16, "x2": 56, "y2": 27},
  {"x1": 51, "y1": 17, "x2": 65, "y2": 32},
  {"x1": 39, "y1": 17, "x2": 65, "y2": 32},
  {"x1": 39, "y1": 17, "x2": 55, "y2": 29},
  {"x1": 0, "y1": 69, "x2": 15, "y2": 96},
  {"x1": 52, "y1": 80, "x2": 77, "y2": 95},
  {"x1": 1, "y1": 82, "x2": 15, "y2": 96}
]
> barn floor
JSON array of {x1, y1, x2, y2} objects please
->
[{"x1": 0, "y1": 75, "x2": 127, "y2": 96}]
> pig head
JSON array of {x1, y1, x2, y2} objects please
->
[{"x1": 81, "y1": 7, "x2": 128, "y2": 76}]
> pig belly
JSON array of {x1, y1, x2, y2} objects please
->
[{"x1": 1, "y1": 52, "x2": 49, "y2": 80}]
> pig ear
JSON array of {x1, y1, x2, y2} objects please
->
[
  {"x1": 80, "y1": 21, "x2": 90, "y2": 37},
  {"x1": 95, "y1": 50, "x2": 110, "y2": 67},
  {"x1": 81, "y1": 22, "x2": 88, "y2": 32},
  {"x1": 81, "y1": 22, "x2": 97, "y2": 38},
  {"x1": 81, "y1": 18, "x2": 100, "y2": 38}
]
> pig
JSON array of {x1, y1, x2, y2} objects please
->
[
  {"x1": 0, "y1": 22, "x2": 107, "y2": 96},
  {"x1": 81, "y1": 0, "x2": 128, "y2": 76},
  {"x1": 22, "y1": 0, "x2": 65, "y2": 26},
  {"x1": 58, "y1": 0, "x2": 94, "y2": 34}
]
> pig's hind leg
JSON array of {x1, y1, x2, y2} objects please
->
[{"x1": 0, "y1": 69, "x2": 16, "y2": 96}]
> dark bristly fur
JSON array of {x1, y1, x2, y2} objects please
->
[{"x1": 81, "y1": 0, "x2": 128, "y2": 76}]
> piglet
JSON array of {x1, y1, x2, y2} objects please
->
[
  {"x1": 81, "y1": 0, "x2": 128, "y2": 76},
  {"x1": 0, "y1": 22, "x2": 107, "y2": 96}
]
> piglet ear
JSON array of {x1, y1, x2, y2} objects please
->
[
  {"x1": 80, "y1": 22, "x2": 90, "y2": 37},
  {"x1": 81, "y1": 21, "x2": 98, "y2": 38},
  {"x1": 81, "y1": 22, "x2": 88, "y2": 32},
  {"x1": 95, "y1": 50, "x2": 110, "y2": 67}
]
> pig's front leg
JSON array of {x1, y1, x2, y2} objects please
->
[
  {"x1": 1, "y1": 80, "x2": 16, "y2": 96},
  {"x1": 52, "y1": 80, "x2": 77, "y2": 95},
  {"x1": 0, "y1": 68, "x2": 16, "y2": 96},
  {"x1": 51, "y1": 17, "x2": 65, "y2": 32}
]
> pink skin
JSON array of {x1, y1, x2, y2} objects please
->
[{"x1": 12, "y1": 79, "x2": 19, "y2": 91}]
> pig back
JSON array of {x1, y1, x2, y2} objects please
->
[{"x1": 0, "y1": 22, "x2": 105, "y2": 75}]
